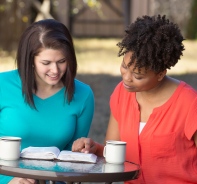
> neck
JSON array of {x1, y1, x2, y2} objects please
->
[
  {"x1": 136, "y1": 76, "x2": 179, "y2": 104},
  {"x1": 34, "y1": 82, "x2": 64, "y2": 99},
  {"x1": 140, "y1": 76, "x2": 168, "y2": 97}
]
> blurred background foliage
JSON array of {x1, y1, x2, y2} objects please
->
[
  {"x1": 186, "y1": 0, "x2": 197, "y2": 39},
  {"x1": 0, "y1": 0, "x2": 197, "y2": 52}
]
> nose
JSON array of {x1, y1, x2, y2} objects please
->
[
  {"x1": 50, "y1": 63, "x2": 59, "y2": 73},
  {"x1": 123, "y1": 70, "x2": 133, "y2": 82}
]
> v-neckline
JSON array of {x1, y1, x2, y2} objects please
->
[{"x1": 33, "y1": 87, "x2": 65, "y2": 101}]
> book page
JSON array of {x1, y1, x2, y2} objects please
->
[
  {"x1": 57, "y1": 151, "x2": 97, "y2": 163},
  {"x1": 20, "y1": 146, "x2": 60, "y2": 160}
]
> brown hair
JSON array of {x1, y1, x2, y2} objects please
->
[{"x1": 16, "y1": 19, "x2": 77, "y2": 108}]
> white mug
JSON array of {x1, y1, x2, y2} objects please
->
[
  {"x1": 0, "y1": 159, "x2": 19, "y2": 167},
  {"x1": 102, "y1": 163, "x2": 124, "y2": 173},
  {"x1": 0, "y1": 136, "x2": 21, "y2": 160},
  {"x1": 103, "y1": 140, "x2": 126, "y2": 164}
]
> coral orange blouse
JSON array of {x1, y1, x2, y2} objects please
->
[{"x1": 110, "y1": 81, "x2": 197, "y2": 184}]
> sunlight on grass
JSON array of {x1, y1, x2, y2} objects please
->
[
  {"x1": 168, "y1": 40, "x2": 197, "y2": 75},
  {"x1": 1, "y1": 38, "x2": 197, "y2": 75},
  {"x1": 74, "y1": 38, "x2": 121, "y2": 75},
  {"x1": 0, "y1": 52, "x2": 16, "y2": 72}
]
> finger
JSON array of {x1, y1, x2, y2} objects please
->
[
  {"x1": 84, "y1": 139, "x2": 91, "y2": 150},
  {"x1": 72, "y1": 138, "x2": 86, "y2": 152},
  {"x1": 82, "y1": 138, "x2": 96, "y2": 153},
  {"x1": 11, "y1": 177, "x2": 35, "y2": 184},
  {"x1": 27, "y1": 179, "x2": 36, "y2": 183}
]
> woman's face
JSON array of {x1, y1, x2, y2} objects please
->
[
  {"x1": 120, "y1": 51, "x2": 165, "y2": 92},
  {"x1": 34, "y1": 48, "x2": 67, "y2": 87}
]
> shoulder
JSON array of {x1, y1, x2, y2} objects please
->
[
  {"x1": 0, "y1": 70, "x2": 19, "y2": 82},
  {"x1": 71, "y1": 79, "x2": 94, "y2": 104},
  {"x1": 0, "y1": 69, "x2": 18, "y2": 78},
  {"x1": 172, "y1": 81, "x2": 197, "y2": 111},
  {"x1": 110, "y1": 81, "x2": 135, "y2": 108},
  {"x1": 0, "y1": 70, "x2": 20, "y2": 97},
  {"x1": 179, "y1": 81, "x2": 197, "y2": 98},
  {"x1": 111, "y1": 81, "x2": 134, "y2": 99},
  {"x1": 74, "y1": 79, "x2": 93, "y2": 92},
  {"x1": 74, "y1": 79, "x2": 94, "y2": 98},
  {"x1": 111, "y1": 81, "x2": 123, "y2": 96}
]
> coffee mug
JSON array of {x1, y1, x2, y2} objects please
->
[
  {"x1": 102, "y1": 163, "x2": 124, "y2": 173},
  {"x1": 103, "y1": 140, "x2": 126, "y2": 164},
  {"x1": 0, "y1": 159, "x2": 19, "y2": 167},
  {"x1": 0, "y1": 136, "x2": 21, "y2": 160}
]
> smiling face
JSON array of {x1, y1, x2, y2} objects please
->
[
  {"x1": 34, "y1": 48, "x2": 67, "y2": 88},
  {"x1": 120, "y1": 51, "x2": 166, "y2": 92}
]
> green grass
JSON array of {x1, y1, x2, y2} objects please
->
[{"x1": 1, "y1": 38, "x2": 197, "y2": 75}]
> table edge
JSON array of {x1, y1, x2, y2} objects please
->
[{"x1": 0, "y1": 165, "x2": 140, "y2": 182}]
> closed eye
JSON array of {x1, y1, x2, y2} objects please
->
[
  {"x1": 134, "y1": 76, "x2": 143, "y2": 80},
  {"x1": 58, "y1": 59, "x2": 66, "y2": 64},
  {"x1": 134, "y1": 73, "x2": 144, "y2": 80},
  {"x1": 42, "y1": 62, "x2": 50, "y2": 65}
]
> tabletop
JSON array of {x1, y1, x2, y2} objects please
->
[{"x1": 0, "y1": 157, "x2": 140, "y2": 183}]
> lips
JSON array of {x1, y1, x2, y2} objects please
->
[
  {"x1": 47, "y1": 74, "x2": 60, "y2": 80},
  {"x1": 123, "y1": 82, "x2": 132, "y2": 89},
  {"x1": 123, "y1": 82, "x2": 136, "y2": 91}
]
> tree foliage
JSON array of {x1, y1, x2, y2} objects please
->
[
  {"x1": 0, "y1": 0, "x2": 31, "y2": 51},
  {"x1": 186, "y1": 0, "x2": 197, "y2": 39}
]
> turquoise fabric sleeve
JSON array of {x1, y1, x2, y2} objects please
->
[
  {"x1": 0, "y1": 175, "x2": 13, "y2": 184},
  {"x1": 65, "y1": 86, "x2": 95, "y2": 150}
]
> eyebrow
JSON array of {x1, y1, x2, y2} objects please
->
[
  {"x1": 42, "y1": 58, "x2": 66, "y2": 62},
  {"x1": 133, "y1": 71, "x2": 145, "y2": 76},
  {"x1": 122, "y1": 57, "x2": 145, "y2": 76}
]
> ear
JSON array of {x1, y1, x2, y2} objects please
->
[{"x1": 157, "y1": 70, "x2": 167, "y2": 81}]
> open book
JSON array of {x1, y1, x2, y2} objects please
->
[{"x1": 20, "y1": 146, "x2": 97, "y2": 163}]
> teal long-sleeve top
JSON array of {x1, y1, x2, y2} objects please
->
[{"x1": 0, "y1": 70, "x2": 94, "y2": 183}]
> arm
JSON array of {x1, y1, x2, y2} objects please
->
[
  {"x1": 0, "y1": 175, "x2": 13, "y2": 184},
  {"x1": 65, "y1": 88, "x2": 94, "y2": 150},
  {"x1": 0, "y1": 175, "x2": 35, "y2": 184},
  {"x1": 72, "y1": 112, "x2": 120, "y2": 157},
  {"x1": 105, "y1": 113, "x2": 120, "y2": 142},
  {"x1": 8, "y1": 178, "x2": 36, "y2": 184}
]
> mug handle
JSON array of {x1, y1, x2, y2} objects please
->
[{"x1": 103, "y1": 146, "x2": 106, "y2": 157}]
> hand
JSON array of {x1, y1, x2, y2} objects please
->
[
  {"x1": 8, "y1": 177, "x2": 36, "y2": 184},
  {"x1": 72, "y1": 137, "x2": 97, "y2": 154}
]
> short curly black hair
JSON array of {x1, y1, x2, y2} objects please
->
[{"x1": 117, "y1": 15, "x2": 185, "y2": 73}]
